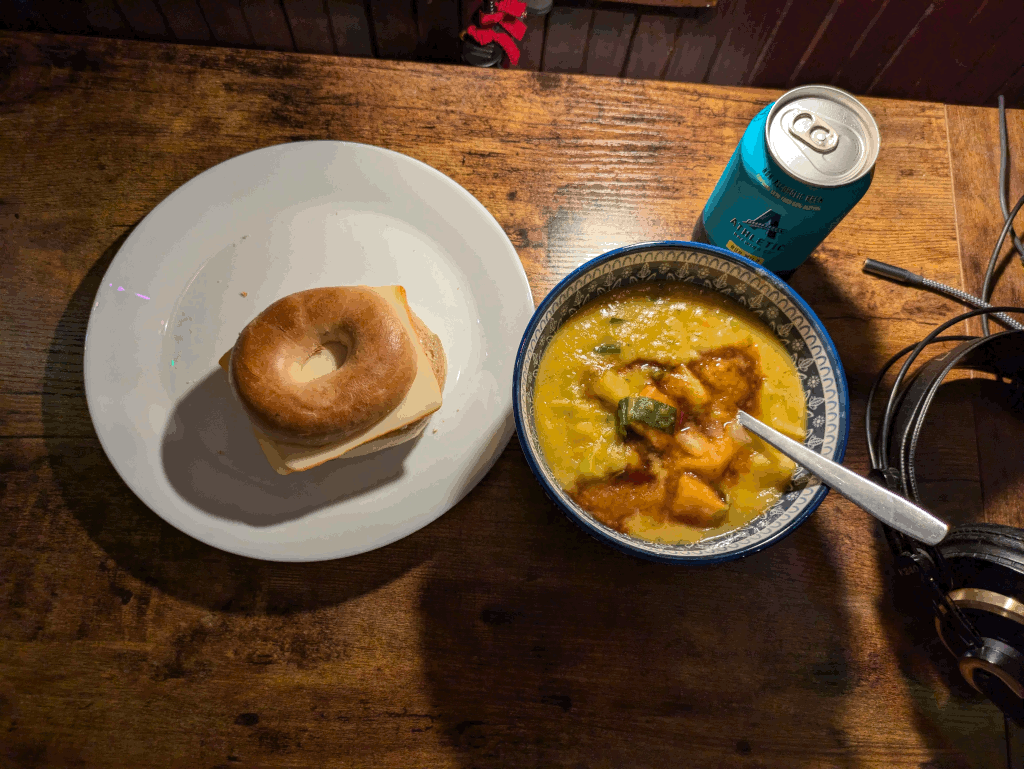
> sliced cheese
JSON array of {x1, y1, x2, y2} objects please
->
[{"x1": 220, "y1": 286, "x2": 443, "y2": 474}]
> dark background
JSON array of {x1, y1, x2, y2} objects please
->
[{"x1": 3, "y1": 0, "x2": 1024, "y2": 106}]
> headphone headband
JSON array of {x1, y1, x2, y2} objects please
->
[{"x1": 888, "y1": 330, "x2": 1024, "y2": 503}]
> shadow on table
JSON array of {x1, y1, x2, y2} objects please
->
[
  {"x1": 417, "y1": 440, "x2": 856, "y2": 767},
  {"x1": 798, "y1": 255, "x2": 1005, "y2": 763},
  {"x1": 161, "y1": 368, "x2": 417, "y2": 527},
  {"x1": 414, "y1": 258, "x2": 880, "y2": 766},
  {"x1": 42, "y1": 228, "x2": 435, "y2": 614},
  {"x1": 874, "y1": 378, "x2": 1010, "y2": 766},
  {"x1": 415, "y1": 257, "x2": 1008, "y2": 767}
]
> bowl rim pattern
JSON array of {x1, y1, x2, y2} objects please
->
[{"x1": 512, "y1": 240, "x2": 850, "y2": 564}]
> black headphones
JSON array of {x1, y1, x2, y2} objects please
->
[{"x1": 867, "y1": 303, "x2": 1024, "y2": 725}]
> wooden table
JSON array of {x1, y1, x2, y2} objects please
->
[{"x1": 2, "y1": 31, "x2": 1023, "y2": 768}]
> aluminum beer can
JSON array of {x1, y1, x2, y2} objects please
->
[{"x1": 692, "y1": 85, "x2": 880, "y2": 277}]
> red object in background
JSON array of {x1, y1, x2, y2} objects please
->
[{"x1": 464, "y1": 0, "x2": 527, "y2": 67}]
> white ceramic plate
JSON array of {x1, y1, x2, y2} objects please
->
[{"x1": 84, "y1": 141, "x2": 534, "y2": 562}]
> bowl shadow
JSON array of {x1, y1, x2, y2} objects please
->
[
  {"x1": 42, "y1": 227, "x2": 436, "y2": 614},
  {"x1": 426, "y1": 246, "x2": 870, "y2": 766},
  {"x1": 418, "y1": 440, "x2": 857, "y2": 767}
]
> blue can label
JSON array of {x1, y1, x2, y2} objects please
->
[{"x1": 700, "y1": 103, "x2": 872, "y2": 274}]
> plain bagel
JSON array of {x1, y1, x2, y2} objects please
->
[
  {"x1": 344, "y1": 307, "x2": 448, "y2": 458},
  {"x1": 228, "y1": 287, "x2": 417, "y2": 447}
]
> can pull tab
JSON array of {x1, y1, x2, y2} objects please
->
[{"x1": 787, "y1": 110, "x2": 839, "y2": 155}]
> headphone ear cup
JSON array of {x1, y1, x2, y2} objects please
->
[{"x1": 937, "y1": 522, "x2": 1024, "y2": 714}]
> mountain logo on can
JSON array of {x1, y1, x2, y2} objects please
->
[{"x1": 741, "y1": 210, "x2": 784, "y2": 240}]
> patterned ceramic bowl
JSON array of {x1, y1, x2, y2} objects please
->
[{"x1": 512, "y1": 241, "x2": 849, "y2": 564}]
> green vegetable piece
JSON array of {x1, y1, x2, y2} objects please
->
[
  {"x1": 594, "y1": 342, "x2": 621, "y2": 354},
  {"x1": 616, "y1": 396, "x2": 677, "y2": 435},
  {"x1": 609, "y1": 317, "x2": 625, "y2": 324},
  {"x1": 630, "y1": 397, "x2": 677, "y2": 433},
  {"x1": 616, "y1": 397, "x2": 629, "y2": 438}
]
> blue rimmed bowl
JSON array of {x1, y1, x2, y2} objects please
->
[{"x1": 512, "y1": 241, "x2": 849, "y2": 564}]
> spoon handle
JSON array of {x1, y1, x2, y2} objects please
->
[{"x1": 735, "y1": 410, "x2": 948, "y2": 545}]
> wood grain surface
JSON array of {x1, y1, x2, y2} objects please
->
[
  {"x1": 0, "y1": 31, "x2": 1018, "y2": 768},
  {"x1": 946, "y1": 104, "x2": 1024, "y2": 529}
]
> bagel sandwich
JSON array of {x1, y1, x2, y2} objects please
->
[{"x1": 220, "y1": 286, "x2": 447, "y2": 474}]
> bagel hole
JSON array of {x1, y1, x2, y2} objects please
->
[{"x1": 295, "y1": 342, "x2": 349, "y2": 383}]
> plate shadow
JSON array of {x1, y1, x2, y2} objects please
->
[{"x1": 160, "y1": 369, "x2": 418, "y2": 528}]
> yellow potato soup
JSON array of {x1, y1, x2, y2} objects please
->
[{"x1": 533, "y1": 281, "x2": 807, "y2": 544}]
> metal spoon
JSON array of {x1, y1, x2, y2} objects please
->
[{"x1": 735, "y1": 410, "x2": 948, "y2": 545}]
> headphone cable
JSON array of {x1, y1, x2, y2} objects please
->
[
  {"x1": 980, "y1": 190, "x2": 1024, "y2": 335},
  {"x1": 981, "y1": 95, "x2": 1024, "y2": 335},
  {"x1": 862, "y1": 259, "x2": 1024, "y2": 332},
  {"x1": 999, "y1": 94, "x2": 1024, "y2": 273}
]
